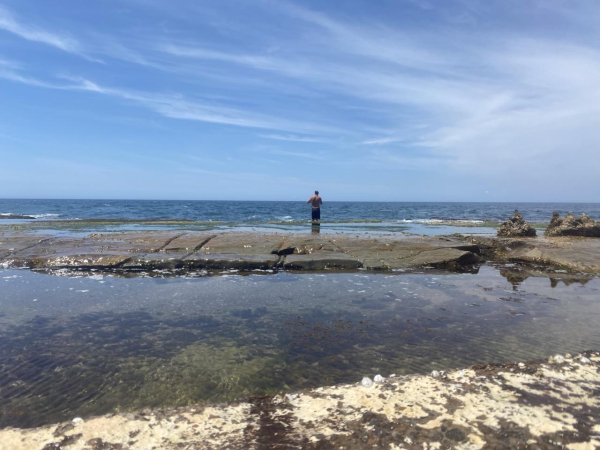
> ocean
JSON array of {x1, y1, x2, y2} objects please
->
[{"x1": 1, "y1": 199, "x2": 598, "y2": 224}]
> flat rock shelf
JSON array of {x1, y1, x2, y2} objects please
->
[{"x1": 2, "y1": 230, "x2": 600, "y2": 275}]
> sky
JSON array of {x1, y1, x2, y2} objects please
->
[{"x1": 0, "y1": 0, "x2": 599, "y2": 202}]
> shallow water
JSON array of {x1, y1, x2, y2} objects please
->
[{"x1": 0, "y1": 266, "x2": 599, "y2": 428}]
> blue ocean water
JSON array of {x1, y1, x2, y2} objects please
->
[{"x1": 1, "y1": 199, "x2": 599, "y2": 224}]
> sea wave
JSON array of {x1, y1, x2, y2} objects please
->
[{"x1": 30, "y1": 213, "x2": 62, "y2": 219}]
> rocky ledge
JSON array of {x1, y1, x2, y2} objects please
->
[{"x1": 1, "y1": 351, "x2": 598, "y2": 450}]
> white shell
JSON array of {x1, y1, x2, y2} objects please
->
[
  {"x1": 580, "y1": 357, "x2": 591, "y2": 365},
  {"x1": 549, "y1": 354, "x2": 565, "y2": 364},
  {"x1": 430, "y1": 370, "x2": 440, "y2": 378},
  {"x1": 518, "y1": 362, "x2": 526, "y2": 369},
  {"x1": 361, "y1": 377, "x2": 374, "y2": 387},
  {"x1": 374, "y1": 374, "x2": 385, "y2": 384},
  {"x1": 72, "y1": 417, "x2": 83, "y2": 424}
]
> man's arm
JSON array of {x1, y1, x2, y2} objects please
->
[
  {"x1": 307, "y1": 196, "x2": 314, "y2": 203},
  {"x1": 319, "y1": 197, "x2": 323, "y2": 205}
]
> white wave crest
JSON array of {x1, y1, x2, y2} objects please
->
[{"x1": 31, "y1": 213, "x2": 61, "y2": 219}]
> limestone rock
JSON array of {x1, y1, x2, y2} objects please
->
[
  {"x1": 545, "y1": 212, "x2": 600, "y2": 237},
  {"x1": 497, "y1": 210, "x2": 536, "y2": 237},
  {"x1": 549, "y1": 354, "x2": 565, "y2": 364}
]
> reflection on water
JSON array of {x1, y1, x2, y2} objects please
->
[{"x1": 0, "y1": 267, "x2": 599, "y2": 428}]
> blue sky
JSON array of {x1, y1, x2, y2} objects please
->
[{"x1": 0, "y1": 0, "x2": 599, "y2": 201}]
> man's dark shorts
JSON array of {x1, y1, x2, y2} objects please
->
[{"x1": 312, "y1": 208, "x2": 321, "y2": 221}]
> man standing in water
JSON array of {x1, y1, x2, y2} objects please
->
[{"x1": 307, "y1": 190, "x2": 323, "y2": 223}]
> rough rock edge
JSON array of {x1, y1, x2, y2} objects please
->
[
  {"x1": 545, "y1": 211, "x2": 600, "y2": 237},
  {"x1": 497, "y1": 210, "x2": 537, "y2": 237},
  {"x1": 1, "y1": 351, "x2": 599, "y2": 450}
]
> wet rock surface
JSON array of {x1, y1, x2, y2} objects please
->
[
  {"x1": 545, "y1": 211, "x2": 600, "y2": 237},
  {"x1": 2, "y1": 352, "x2": 598, "y2": 450},
  {"x1": 497, "y1": 210, "x2": 537, "y2": 237},
  {"x1": 474, "y1": 235, "x2": 600, "y2": 274},
  {"x1": 0, "y1": 231, "x2": 483, "y2": 274},
  {"x1": 3, "y1": 230, "x2": 600, "y2": 276}
]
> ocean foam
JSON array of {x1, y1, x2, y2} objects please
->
[
  {"x1": 398, "y1": 218, "x2": 484, "y2": 224},
  {"x1": 30, "y1": 213, "x2": 61, "y2": 219}
]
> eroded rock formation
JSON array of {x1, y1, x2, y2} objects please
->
[
  {"x1": 497, "y1": 210, "x2": 536, "y2": 237},
  {"x1": 545, "y1": 212, "x2": 600, "y2": 237}
]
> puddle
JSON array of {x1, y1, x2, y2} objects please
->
[{"x1": 0, "y1": 267, "x2": 599, "y2": 428}]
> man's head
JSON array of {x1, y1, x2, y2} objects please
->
[{"x1": 315, "y1": 190, "x2": 319, "y2": 195}]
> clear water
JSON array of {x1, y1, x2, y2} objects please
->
[{"x1": 1, "y1": 266, "x2": 598, "y2": 428}]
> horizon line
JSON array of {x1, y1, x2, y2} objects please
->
[{"x1": 1, "y1": 198, "x2": 599, "y2": 205}]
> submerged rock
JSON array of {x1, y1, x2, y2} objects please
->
[
  {"x1": 545, "y1": 211, "x2": 600, "y2": 237},
  {"x1": 0, "y1": 214, "x2": 35, "y2": 220},
  {"x1": 497, "y1": 210, "x2": 537, "y2": 237}
]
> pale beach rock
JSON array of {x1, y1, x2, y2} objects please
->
[{"x1": 361, "y1": 377, "x2": 373, "y2": 387}]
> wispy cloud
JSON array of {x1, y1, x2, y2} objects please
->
[
  {"x1": 0, "y1": 5, "x2": 100, "y2": 61},
  {"x1": 268, "y1": 149, "x2": 325, "y2": 160},
  {"x1": 17, "y1": 75, "x2": 339, "y2": 135},
  {"x1": 360, "y1": 137, "x2": 405, "y2": 146},
  {"x1": 259, "y1": 134, "x2": 329, "y2": 143}
]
